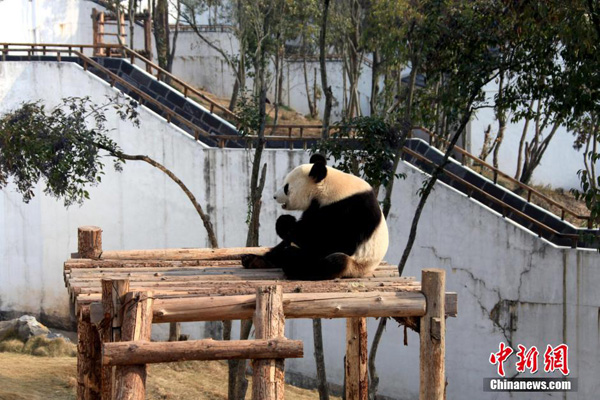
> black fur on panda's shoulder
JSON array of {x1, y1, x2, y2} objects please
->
[{"x1": 289, "y1": 189, "x2": 381, "y2": 257}]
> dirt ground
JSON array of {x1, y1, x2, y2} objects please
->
[{"x1": 0, "y1": 352, "x2": 337, "y2": 400}]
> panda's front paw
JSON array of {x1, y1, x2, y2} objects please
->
[
  {"x1": 276, "y1": 215, "x2": 297, "y2": 241},
  {"x1": 241, "y1": 254, "x2": 276, "y2": 269}
]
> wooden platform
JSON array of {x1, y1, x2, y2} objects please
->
[
  {"x1": 68, "y1": 226, "x2": 457, "y2": 400},
  {"x1": 64, "y1": 246, "x2": 457, "y2": 321}
]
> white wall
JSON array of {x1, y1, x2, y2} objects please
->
[{"x1": 1, "y1": 61, "x2": 600, "y2": 399}]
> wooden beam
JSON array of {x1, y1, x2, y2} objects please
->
[
  {"x1": 114, "y1": 291, "x2": 153, "y2": 400},
  {"x1": 419, "y1": 269, "x2": 446, "y2": 400},
  {"x1": 99, "y1": 246, "x2": 269, "y2": 261},
  {"x1": 345, "y1": 318, "x2": 368, "y2": 400},
  {"x1": 151, "y1": 291, "x2": 426, "y2": 323},
  {"x1": 77, "y1": 309, "x2": 102, "y2": 400},
  {"x1": 89, "y1": 291, "x2": 459, "y2": 324},
  {"x1": 252, "y1": 285, "x2": 285, "y2": 400},
  {"x1": 77, "y1": 226, "x2": 102, "y2": 259},
  {"x1": 103, "y1": 338, "x2": 302, "y2": 366}
]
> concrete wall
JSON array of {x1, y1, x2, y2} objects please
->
[{"x1": 1, "y1": 61, "x2": 600, "y2": 399}]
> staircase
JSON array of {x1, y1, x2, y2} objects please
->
[{"x1": 0, "y1": 43, "x2": 597, "y2": 249}]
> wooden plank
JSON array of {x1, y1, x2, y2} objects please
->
[
  {"x1": 345, "y1": 318, "x2": 368, "y2": 400},
  {"x1": 114, "y1": 291, "x2": 153, "y2": 400},
  {"x1": 252, "y1": 285, "x2": 285, "y2": 400},
  {"x1": 99, "y1": 246, "x2": 269, "y2": 260},
  {"x1": 102, "y1": 338, "x2": 303, "y2": 366},
  {"x1": 419, "y1": 269, "x2": 446, "y2": 400},
  {"x1": 64, "y1": 259, "x2": 242, "y2": 270},
  {"x1": 74, "y1": 280, "x2": 421, "y2": 303}
]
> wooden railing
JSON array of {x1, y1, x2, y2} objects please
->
[
  {"x1": 412, "y1": 127, "x2": 593, "y2": 229},
  {"x1": 0, "y1": 42, "x2": 593, "y2": 232},
  {"x1": 402, "y1": 146, "x2": 586, "y2": 247}
]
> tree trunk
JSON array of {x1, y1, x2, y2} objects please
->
[
  {"x1": 368, "y1": 317, "x2": 387, "y2": 400},
  {"x1": 166, "y1": 0, "x2": 181, "y2": 74},
  {"x1": 303, "y1": 34, "x2": 317, "y2": 118},
  {"x1": 128, "y1": 0, "x2": 135, "y2": 49},
  {"x1": 153, "y1": 0, "x2": 170, "y2": 71},
  {"x1": 492, "y1": 72, "x2": 506, "y2": 170},
  {"x1": 313, "y1": 319, "x2": 330, "y2": 400},
  {"x1": 319, "y1": 0, "x2": 333, "y2": 139},
  {"x1": 398, "y1": 95, "x2": 477, "y2": 276},
  {"x1": 515, "y1": 100, "x2": 535, "y2": 179},
  {"x1": 382, "y1": 55, "x2": 419, "y2": 218},
  {"x1": 370, "y1": 51, "x2": 380, "y2": 116},
  {"x1": 519, "y1": 120, "x2": 560, "y2": 186}
]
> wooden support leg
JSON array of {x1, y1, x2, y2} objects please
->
[
  {"x1": 252, "y1": 285, "x2": 285, "y2": 400},
  {"x1": 345, "y1": 317, "x2": 368, "y2": 400},
  {"x1": 113, "y1": 291, "x2": 154, "y2": 400},
  {"x1": 77, "y1": 309, "x2": 102, "y2": 400},
  {"x1": 78, "y1": 226, "x2": 102, "y2": 259},
  {"x1": 419, "y1": 269, "x2": 446, "y2": 400},
  {"x1": 100, "y1": 279, "x2": 130, "y2": 400}
]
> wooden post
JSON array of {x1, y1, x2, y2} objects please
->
[
  {"x1": 100, "y1": 279, "x2": 130, "y2": 400},
  {"x1": 419, "y1": 269, "x2": 446, "y2": 400},
  {"x1": 78, "y1": 226, "x2": 102, "y2": 259},
  {"x1": 98, "y1": 12, "x2": 106, "y2": 56},
  {"x1": 252, "y1": 285, "x2": 285, "y2": 400},
  {"x1": 77, "y1": 308, "x2": 102, "y2": 400},
  {"x1": 345, "y1": 318, "x2": 368, "y2": 400},
  {"x1": 114, "y1": 291, "x2": 154, "y2": 400}
]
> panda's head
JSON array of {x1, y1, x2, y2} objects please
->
[{"x1": 274, "y1": 154, "x2": 371, "y2": 211}]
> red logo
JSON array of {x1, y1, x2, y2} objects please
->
[
  {"x1": 516, "y1": 345, "x2": 539, "y2": 374},
  {"x1": 490, "y1": 343, "x2": 570, "y2": 377},
  {"x1": 543, "y1": 344, "x2": 570, "y2": 376},
  {"x1": 489, "y1": 342, "x2": 513, "y2": 377}
]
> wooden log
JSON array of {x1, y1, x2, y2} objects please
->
[
  {"x1": 345, "y1": 318, "x2": 368, "y2": 400},
  {"x1": 419, "y1": 269, "x2": 446, "y2": 400},
  {"x1": 252, "y1": 285, "x2": 285, "y2": 400},
  {"x1": 99, "y1": 246, "x2": 269, "y2": 261},
  {"x1": 146, "y1": 291, "x2": 427, "y2": 323},
  {"x1": 88, "y1": 291, "x2": 461, "y2": 324},
  {"x1": 102, "y1": 338, "x2": 303, "y2": 366},
  {"x1": 77, "y1": 310, "x2": 102, "y2": 400},
  {"x1": 100, "y1": 279, "x2": 129, "y2": 400},
  {"x1": 114, "y1": 291, "x2": 153, "y2": 400},
  {"x1": 64, "y1": 259, "x2": 242, "y2": 269},
  {"x1": 74, "y1": 280, "x2": 422, "y2": 303},
  {"x1": 78, "y1": 226, "x2": 103, "y2": 259}
]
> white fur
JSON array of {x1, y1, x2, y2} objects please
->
[
  {"x1": 275, "y1": 164, "x2": 371, "y2": 210},
  {"x1": 275, "y1": 162, "x2": 389, "y2": 278}
]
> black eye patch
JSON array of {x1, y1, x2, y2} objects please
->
[{"x1": 284, "y1": 183, "x2": 289, "y2": 195}]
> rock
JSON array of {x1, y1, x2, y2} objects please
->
[
  {"x1": 46, "y1": 332, "x2": 71, "y2": 343},
  {"x1": 0, "y1": 315, "x2": 50, "y2": 342}
]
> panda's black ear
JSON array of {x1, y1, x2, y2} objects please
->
[
  {"x1": 309, "y1": 154, "x2": 327, "y2": 183},
  {"x1": 310, "y1": 154, "x2": 327, "y2": 165}
]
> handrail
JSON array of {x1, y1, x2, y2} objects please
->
[
  {"x1": 413, "y1": 126, "x2": 592, "y2": 228},
  {"x1": 401, "y1": 146, "x2": 585, "y2": 248},
  {"x1": 120, "y1": 46, "x2": 240, "y2": 122},
  {"x1": 75, "y1": 51, "x2": 214, "y2": 142}
]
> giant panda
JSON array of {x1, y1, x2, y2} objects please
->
[{"x1": 242, "y1": 154, "x2": 389, "y2": 280}]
